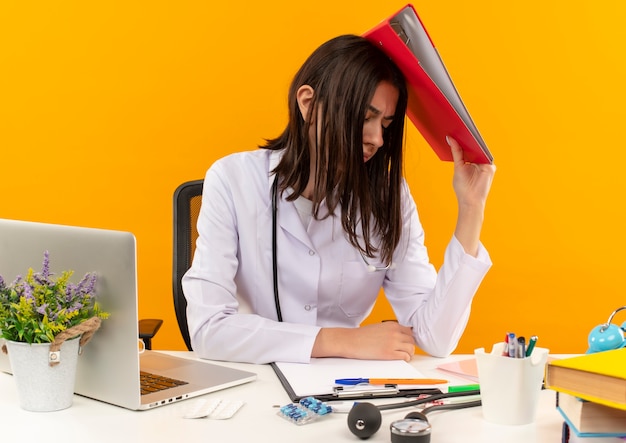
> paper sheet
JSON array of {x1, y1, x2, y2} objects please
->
[{"x1": 436, "y1": 358, "x2": 480, "y2": 382}]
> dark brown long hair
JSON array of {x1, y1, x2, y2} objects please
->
[{"x1": 261, "y1": 34, "x2": 408, "y2": 265}]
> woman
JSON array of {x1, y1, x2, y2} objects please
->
[{"x1": 182, "y1": 35, "x2": 495, "y2": 364}]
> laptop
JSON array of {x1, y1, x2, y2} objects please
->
[{"x1": 0, "y1": 218, "x2": 256, "y2": 410}]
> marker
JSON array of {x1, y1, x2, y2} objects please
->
[
  {"x1": 517, "y1": 336, "x2": 526, "y2": 358},
  {"x1": 502, "y1": 333, "x2": 510, "y2": 356},
  {"x1": 526, "y1": 335, "x2": 538, "y2": 357},
  {"x1": 334, "y1": 378, "x2": 448, "y2": 386},
  {"x1": 447, "y1": 384, "x2": 480, "y2": 393}
]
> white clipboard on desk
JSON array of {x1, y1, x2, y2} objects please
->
[{"x1": 271, "y1": 358, "x2": 445, "y2": 402}]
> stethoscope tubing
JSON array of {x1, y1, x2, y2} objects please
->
[
  {"x1": 270, "y1": 174, "x2": 392, "y2": 322},
  {"x1": 271, "y1": 174, "x2": 283, "y2": 322}
]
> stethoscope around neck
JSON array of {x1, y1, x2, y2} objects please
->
[{"x1": 270, "y1": 175, "x2": 391, "y2": 322}]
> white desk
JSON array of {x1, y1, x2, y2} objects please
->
[{"x1": 0, "y1": 353, "x2": 564, "y2": 442}]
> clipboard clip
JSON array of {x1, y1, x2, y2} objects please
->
[{"x1": 333, "y1": 385, "x2": 399, "y2": 398}]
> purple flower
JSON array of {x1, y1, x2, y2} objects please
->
[
  {"x1": 67, "y1": 301, "x2": 83, "y2": 314},
  {"x1": 42, "y1": 250, "x2": 51, "y2": 279},
  {"x1": 33, "y1": 251, "x2": 54, "y2": 286},
  {"x1": 82, "y1": 273, "x2": 96, "y2": 294},
  {"x1": 72, "y1": 272, "x2": 96, "y2": 296},
  {"x1": 65, "y1": 283, "x2": 78, "y2": 301},
  {"x1": 22, "y1": 282, "x2": 34, "y2": 301},
  {"x1": 36, "y1": 303, "x2": 49, "y2": 316},
  {"x1": 0, "y1": 251, "x2": 108, "y2": 344}
]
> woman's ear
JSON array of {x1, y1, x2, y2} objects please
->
[{"x1": 296, "y1": 85, "x2": 314, "y2": 121}]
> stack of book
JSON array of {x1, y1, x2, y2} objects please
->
[{"x1": 545, "y1": 348, "x2": 626, "y2": 442}]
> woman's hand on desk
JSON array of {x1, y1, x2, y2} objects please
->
[{"x1": 311, "y1": 322, "x2": 416, "y2": 361}]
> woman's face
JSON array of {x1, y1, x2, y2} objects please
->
[
  {"x1": 362, "y1": 81, "x2": 399, "y2": 162},
  {"x1": 298, "y1": 80, "x2": 399, "y2": 164}
]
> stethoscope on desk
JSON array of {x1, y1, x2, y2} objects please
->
[{"x1": 270, "y1": 174, "x2": 391, "y2": 322}]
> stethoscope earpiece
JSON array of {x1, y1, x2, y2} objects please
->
[{"x1": 587, "y1": 306, "x2": 626, "y2": 353}]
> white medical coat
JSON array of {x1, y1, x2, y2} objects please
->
[{"x1": 182, "y1": 149, "x2": 492, "y2": 364}]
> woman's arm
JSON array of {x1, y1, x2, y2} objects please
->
[
  {"x1": 448, "y1": 136, "x2": 496, "y2": 257},
  {"x1": 382, "y1": 139, "x2": 495, "y2": 358},
  {"x1": 311, "y1": 322, "x2": 417, "y2": 361}
]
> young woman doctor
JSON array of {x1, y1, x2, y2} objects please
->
[{"x1": 182, "y1": 35, "x2": 496, "y2": 364}]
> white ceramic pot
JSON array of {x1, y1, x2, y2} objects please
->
[{"x1": 5, "y1": 337, "x2": 80, "y2": 412}]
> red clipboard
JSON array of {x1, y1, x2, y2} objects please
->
[{"x1": 363, "y1": 4, "x2": 493, "y2": 164}]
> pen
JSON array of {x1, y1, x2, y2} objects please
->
[
  {"x1": 525, "y1": 335, "x2": 538, "y2": 357},
  {"x1": 333, "y1": 386, "x2": 400, "y2": 397},
  {"x1": 334, "y1": 378, "x2": 448, "y2": 386}
]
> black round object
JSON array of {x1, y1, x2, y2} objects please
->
[
  {"x1": 347, "y1": 402, "x2": 382, "y2": 439},
  {"x1": 390, "y1": 412, "x2": 431, "y2": 443}
]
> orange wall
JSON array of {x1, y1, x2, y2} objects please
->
[{"x1": 2, "y1": 1, "x2": 625, "y2": 354}]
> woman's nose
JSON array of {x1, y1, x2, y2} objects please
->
[{"x1": 365, "y1": 125, "x2": 384, "y2": 150}]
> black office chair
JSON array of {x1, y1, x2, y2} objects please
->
[
  {"x1": 137, "y1": 180, "x2": 203, "y2": 351},
  {"x1": 172, "y1": 179, "x2": 203, "y2": 351}
]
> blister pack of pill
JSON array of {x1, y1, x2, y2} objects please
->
[
  {"x1": 182, "y1": 399, "x2": 245, "y2": 419},
  {"x1": 277, "y1": 397, "x2": 333, "y2": 425}
]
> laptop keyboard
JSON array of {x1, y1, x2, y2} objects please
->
[{"x1": 140, "y1": 371, "x2": 189, "y2": 395}]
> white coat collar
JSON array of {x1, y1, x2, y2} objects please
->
[{"x1": 267, "y1": 149, "x2": 315, "y2": 250}]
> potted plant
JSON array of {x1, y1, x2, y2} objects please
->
[{"x1": 0, "y1": 250, "x2": 109, "y2": 411}]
